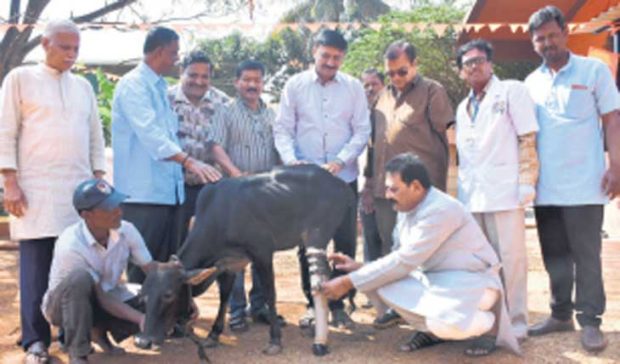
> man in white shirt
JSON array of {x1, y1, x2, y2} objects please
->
[
  {"x1": 0, "y1": 20, "x2": 106, "y2": 364},
  {"x1": 274, "y1": 29, "x2": 370, "y2": 327},
  {"x1": 42, "y1": 179, "x2": 163, "y2": 364},
  {"x1": 455, "y1": 39, "x2": 539, "y2": 341},
  {"x1": 321, "y1": 153, "x2": 519, "y2": 356}
]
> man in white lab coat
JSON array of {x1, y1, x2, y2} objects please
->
[{"x1": 455, "y1": 39, "x2": 539, "y2": 341}]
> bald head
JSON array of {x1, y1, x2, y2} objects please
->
[{"x1": 41, "y1": 19, "x2": 80, "y2": 72}]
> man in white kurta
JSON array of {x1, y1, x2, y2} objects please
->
[
  {"x1": 455, "y1": 39, "x2": 539, "y2": 340},
  {"x1": 321, "y1": 153, "x2": 519, "y2": 356},
  {"x1": 0, "y1": 20, "x2": 105, "y2": 363}
]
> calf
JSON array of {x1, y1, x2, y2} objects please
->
[{"x1": 139, "y1": 165, "x2": 355, "y2": 357}]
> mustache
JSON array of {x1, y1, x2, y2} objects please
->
[
  {"x1": 245, "y1": 88, "x2": 259, "y2": 93},
  {"x1": 322, "y1": 64, "x2": 337, "y2": 70}
]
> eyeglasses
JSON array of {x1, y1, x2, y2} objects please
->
[
  {"x1": 462, "y1": 56, "x2": 487, "y2": 69},
  {"x1": 387, "y1": 67, "x2": 409, "y2": 78}
]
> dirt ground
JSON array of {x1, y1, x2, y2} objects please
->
[{"x1": 1, "y1": 227, "x2": 619, "y2": 364}]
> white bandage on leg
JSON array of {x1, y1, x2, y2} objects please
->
[
  {"x1": 426, "y1": 288, "x2": 499, "y2": 340},
  {"x1": 306, "y1": 247, "x2": 330, "y2": 346}
]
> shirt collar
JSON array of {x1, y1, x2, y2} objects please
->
[
  {"x1": 138, "y1": 61, "x2": 166, "y2": 87},
  {"x1": 39, "y1": 63, "x2": 67, "y2": 78},
  {"x1": 540, "y1": 52, "x2": 574, "y2": 76},
  {"x1": 311, "y1": 69, "x2": 342, "y2": 84},
  {"x1": 171, "y1": 84, "x2": 213, "y2": 106},
  {"x1": 467, "y1": 74, "x2": 496, "y2": 100},
  {"x1": 388, "y1": 74, "x2": 421, "y2": 98},
  {"x1": 234, "y1": 97, "x2": 266, "y2": 113},
  {"x1": 79, "y1": 220, "x2": 122, "y2": 248}
]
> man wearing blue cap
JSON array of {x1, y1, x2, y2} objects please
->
[{"x1": 41, "y1": 179, "x2": 162, "y2": 364}]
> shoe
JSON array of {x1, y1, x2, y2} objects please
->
[
  {"x1": 330, "y1": 308, "x2": 355, "y2": 329},
  {"x1": 464, "y1": 335, "x2": 496, "y2": 357},
  {"x1": 229, "y1": 315, "x2": 249, "y2": 333},
  {"x1": 373, "y1": 309, "x2": 404, "y2": 329},
  {"x1": 581, "y1": 326, "x2": 607, "y2": 352},
  {"x1": 527, "y1": 317, "x2": 574, "y2": 337},
  {"x1": 24, "y1": 341, "x2": 49, "y2": 364},
  {"x1": 298, "y1": 307, "x2": 315, "y2": 329},
  {"x1": 398, "y1": 331, "x2": 444, "y2": 352}
]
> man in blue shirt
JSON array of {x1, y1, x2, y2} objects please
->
[
  {"x1": 524, "y1": 6, "x2": 620, "y2": 352},
  {"x1": 112, "y1": 27, "x2": 222, "y2": 283}
]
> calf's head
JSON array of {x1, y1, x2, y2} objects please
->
[{"x1": 138, "y1": 257, "x2": 217, "y2": 346}]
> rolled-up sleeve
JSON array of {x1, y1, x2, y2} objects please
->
[
  {"x1": 0, "y1": 70, "x2": 21, "y2": 170},
  {"x1": 210, "y1": 105, "x2": 229, "y2": 150},
  {"x1": 336, "y1": 82, "x2": 370, "y2": 165},
  {"x1": 115, "y1": 80, "x2": 181, "y2": 160},
  {"x1": 274, "y1": 80, "x2": 298, "y2": 164}
]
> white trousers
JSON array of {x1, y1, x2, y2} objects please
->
[
  {"x1": 368, "y1": 287, "x2": 499, "y2": 340},
  {"x1": 473, "y1": 209, "x2": 528, "y2": 339}
]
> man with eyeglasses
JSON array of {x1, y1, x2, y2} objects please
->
[
  {"x1": 274, "y1": 29, "x2": 370, "y2": 329},
  {"x1": 362, "y1": 40, "x2": 453, "y2": 328},
  {"x1": 455, "y1": 39, "x2": 539, "y2": 349},
  {"x1": 524, "y1": 6, "x2": 620, "y2": 352}
]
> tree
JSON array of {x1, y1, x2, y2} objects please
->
[
  {"x1": 0, "y1": 0, "x2": 141, "y2": 83},
  {"x1": 281, "y1": 0, "x2": 390, "y2": 22}
]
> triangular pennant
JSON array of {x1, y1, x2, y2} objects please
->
[
  {"x1": 369, "y1": 23, "x2": 381, "y2": 31},
  {"x1": 451, "y1": 24, "x2": 463, "y2": 33},
  {"x1": 568, "y1": 23, "x2": 579, "y2": 32},
  {"x1": 433, "y1": 24, "x2": 448, "y2": 36},
  {"x1": 415, "y1": 23, "x2": 427, "y2": 32},
  {"x1": 488, "y1": 23, "x2": 503, "y2": 32},
  {"x1": 472, "y1": 23, "x2": 486, "y2": 32},
  {"x1": 403, "y1": 23, "x2": 414, "y2": 32},
  {"x1": 509, "y1": 23, "x2": 522, "y2": 33}
]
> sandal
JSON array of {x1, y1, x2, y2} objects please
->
[
  {"x1": 399, "y1": 331, "x2": 445, "y2": 352},
  {"x1": 229, "y1": 315, "x2": 249, "y2": 333},
  {"x1": 25, "y1": 341, "x2": 50, "y2": 364},
  {"x1": 465, "y1": 336, "x2": 496, "y2": 357}
]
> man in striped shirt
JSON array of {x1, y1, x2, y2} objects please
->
[{"x1": 211, "y1": 60, "x2": 281, "y2": 332}]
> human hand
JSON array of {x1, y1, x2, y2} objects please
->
[
  {"x1": 186, "y1": 158, "x2": 222, "y2": 183},
  {"x1": 321, "y1": 276, "x2": 353, "y2": 300},
  {"x1": 602, "y1": 164, "x2": 620, "y2": 200},
  {"x1": 2, "y1": 176, "x2": 27, "y2": 217},
  {"x1": 327, "y1": 252, "x2": 362, "y2": 273},
  {"x1": 518, "y1": 184, "x2": 536, "y2": 207},
  {"x1": 322, "y1": 160, "x2": 343, "y2": 175},
  {"x1": 360, "y1": 188, "x2": 374, "y2": 214}
]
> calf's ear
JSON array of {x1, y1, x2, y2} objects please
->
[{"x1": 184, "y1": 267, "x2": 218, "y2": 285}]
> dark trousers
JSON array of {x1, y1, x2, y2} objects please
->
[
  {"x1": 180, "y1": 184, "x2": 205, "y2": 244},
  {"x1": 19, "y1": 237, "x2": 56, "y2": 350},
  {"x1": 229, "y1": 265, "x2": 265, "y2": 318},
  {"x1": 361, "y1": 210, "x2": 381, "y2": 263},
  {"x1": 534, "y1": 205, "x2": 606, "y2": 327},
  {"x1": 122, "y1": 203, "x2": 183, "y2": 283},
  {"x1": 299, "y1": 180, "x2": 358, "y2": 311},
  {"x1": 46, "y1": 269, "x2": 141, "y2": 357}
]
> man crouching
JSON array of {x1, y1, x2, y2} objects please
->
[
  {"x1": 41, "y1": 179, "x2": 164, "y2": 363},
  {"x1": 321, "y1": 153, "x2": 520, "y2": 356}
]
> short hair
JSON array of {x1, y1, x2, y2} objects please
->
[
  {"x1": 181, "y1": 50, "x2": 212, "y2": 70},
  {"x1": 456, "y1": 39, "x2": 494, "y2": 69},
  {"x1": 235, "y1": 59, "x2": 265, "y2": 79},
  {"x1": 385, "y1": 153, "x2": 431, "y2": 189},
  {"x1": 361, "y1": 68, "x2": 385, "y2": 84},
  {"x1": 314, "y1": 29, "x2": 348, "y2": 52},
  {"x1": 384, "y1": 40, "x2": 417, "y2": 62},
  {"x1": 143, "y1": 26, "x2": 179, "y2": 54},
  {"x1": 43, "y1": 19, "x2": 79, "y2": 38},
  {"x1": 528, "y1": 6, "x2": 566, "y2": 33}
]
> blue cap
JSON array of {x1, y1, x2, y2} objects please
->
[{"x1": 73, "y1": 179, "x2": 128, "y2": 211}]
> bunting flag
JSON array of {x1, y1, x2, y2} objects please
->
[{"x1": 0, "y1": 21, "x2": 607, "y2": 36}]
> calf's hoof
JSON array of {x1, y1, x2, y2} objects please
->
[
  {"x1": 312, "y1": 343, "x2": 329, "y2": 356},
  {"x1": 201, "y1": 336, "x2": 219, "y2": 348},
  {"x1": 262, "y1": 343, "x2": 283, "y2": 355}
]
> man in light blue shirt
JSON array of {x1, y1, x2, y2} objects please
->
[
  {"x1": 112, "y1": 27, "x2": 221, "y2": 283},
  {"x1": 524, "y1": 6, "x2": 620, "y2": 352},
  {"x1": 274, "y1": 29, "x2": 371, "y2": 328}
]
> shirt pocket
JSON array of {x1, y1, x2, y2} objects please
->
[
  {"x1": 396, "y1": 103, "x2": 423, "y2": 128},
  {"x1": 564, "y1": 87, "x2": 593, "y2": 121}
]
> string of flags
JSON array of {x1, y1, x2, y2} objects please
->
[{"x1": 0, "y1": 21, "x2": 609, "y2": 37}]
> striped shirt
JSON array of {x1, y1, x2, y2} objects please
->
[{"x1": 212, "y1": 98, "x2": 278, "y2": 173}]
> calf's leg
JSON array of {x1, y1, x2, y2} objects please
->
[
  {"x1": 253, "y1": 257, "x2": 282, "y2": 355},
  {"x1": 204, "y1": 272, "x2": 235, "y2": 347}
]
